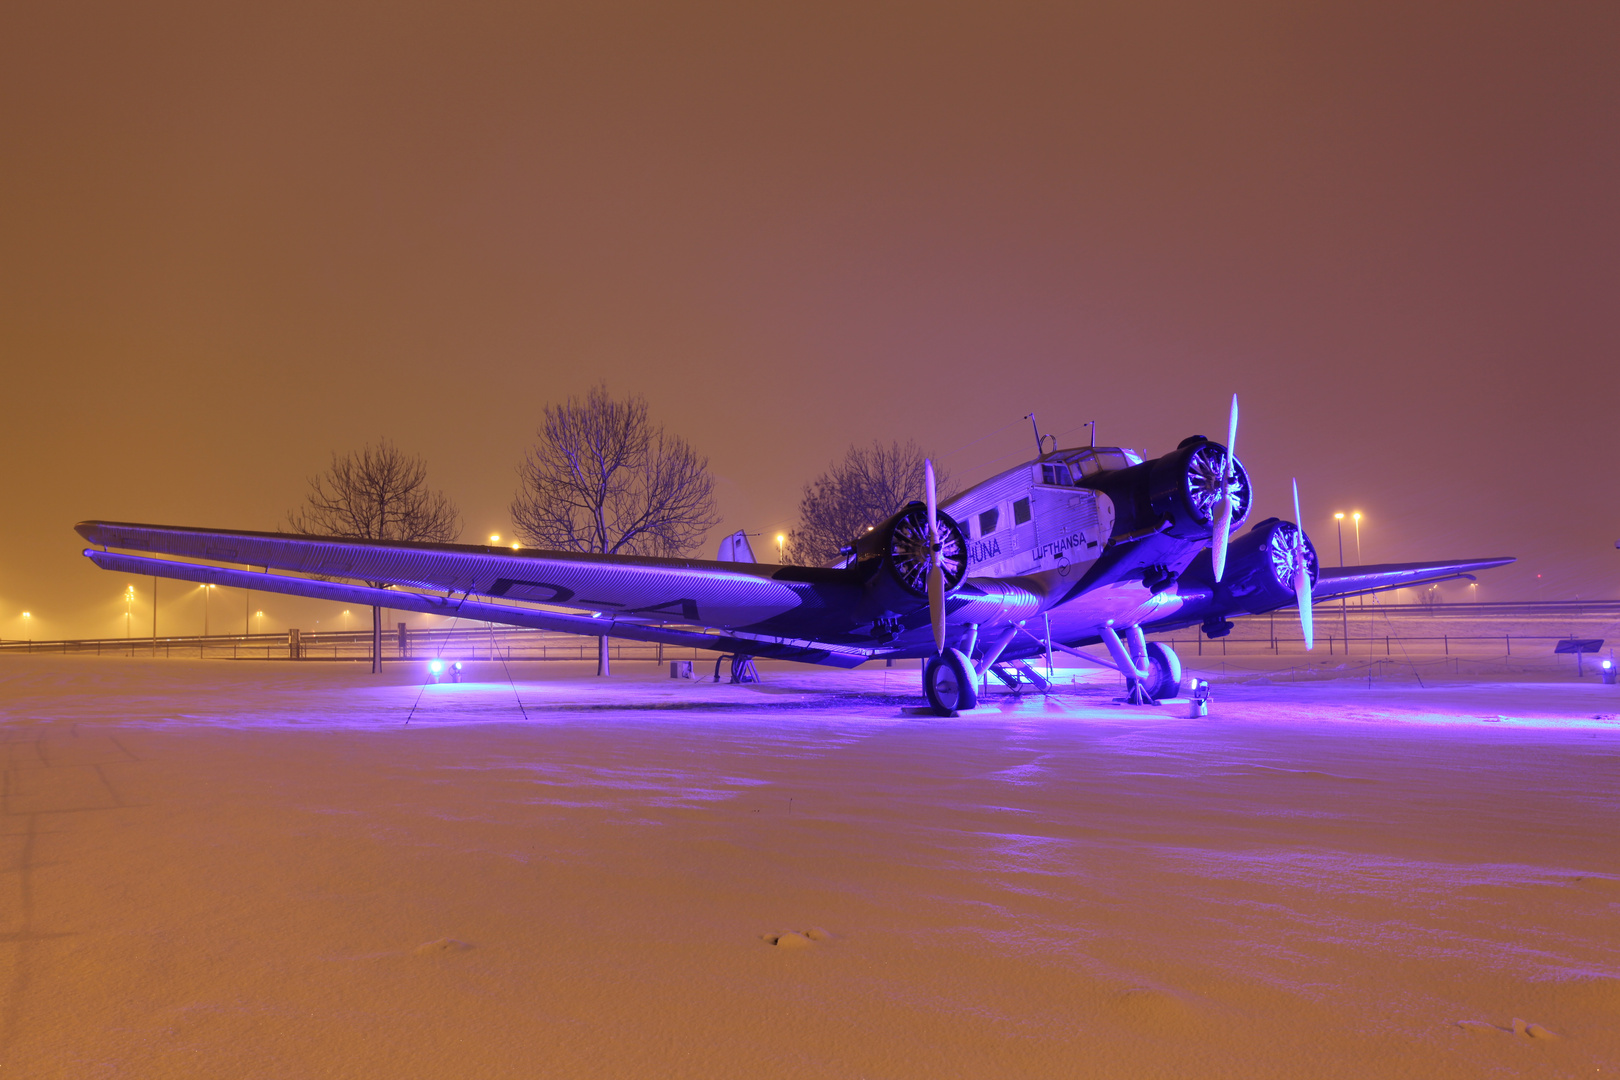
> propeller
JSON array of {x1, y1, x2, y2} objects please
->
[
  {"x1": 925, "y1": 458, "x2": 946, "y2": 653},
  {"x1": 1292, "y1": 477, "x2": 1314, "y2": 651},
  {"x1": 1211, "y1": 393, "x2": 1238, "y2": 582}
]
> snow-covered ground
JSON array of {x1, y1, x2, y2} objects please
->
[{"x1": 2, "y1": 654, "x2": 1617, "y2": 1078}]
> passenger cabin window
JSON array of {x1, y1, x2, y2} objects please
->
[
  {"x1": 978, "y1": 508, "x2": 999, "y2": 536},
  {"x1": 1013, "y1": 497, "x2": 1031, "y2": 525},
  {"x1": 1040, "y1": 463, "x2": 1073, "y2": 486}
]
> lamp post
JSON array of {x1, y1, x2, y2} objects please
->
[
  {"x1": 1334, "y1": 512, "x2": 1348, "y2": 652},
  {"x1": 776, "y1": 533, "x2": 786, "y2": 563},
  {"x1": 256, "y1": 610, "x2": 264, "y2": 635},
  {"x1": 125, "y1": 584, "x2": 135, "y2": 638},
  {"x1": 203, "y1": 584, "x2": 214, "y2": 637},
  {"x1": 1351, "y1": 512, "x2": 1363, "y2": 608},
  {"x1": 22, "y1": 611, "x2": 31, "y2": 644}
]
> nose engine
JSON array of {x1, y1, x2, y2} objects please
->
[{"x1": 1147, "y1": 437, "x2": 1254, "y2": 539}]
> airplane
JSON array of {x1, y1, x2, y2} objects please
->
[{"x1": 74, "y1": 397, "x2": 1512, "y2": 715}]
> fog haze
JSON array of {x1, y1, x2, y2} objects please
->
[{"x1": 3, "y1": 2, "x2": 1616, "y2": 638}]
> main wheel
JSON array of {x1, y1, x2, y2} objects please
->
[
  {"x1": 923, "y1": 648, "x2": 978, "y2": 715},
  {"x1": 1143, "y1": 641, "x2": 1182, "y2": 700}
]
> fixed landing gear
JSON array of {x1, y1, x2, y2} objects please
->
[
  {"x1": 1125, "y1": 641, "x2": 1182, "y2": 703},
  {"x1": 1102, "y1": 624, "x2": 1183, "y2": 704},
  {"x1": 923, "y1": 648, "x2": 978, "y2": 715}
]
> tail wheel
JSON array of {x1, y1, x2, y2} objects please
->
[
  {"x1": 1144, "y1": 642, "x2": 1182, "y2": 700},
  {"x1": 923, "y1": 648, "x2": 978, "y2": 715}
]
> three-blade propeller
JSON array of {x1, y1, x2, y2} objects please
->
[
  {"x1": 1211, "y1": 393, "x2": 1239, "y2": 582},
  {"x1": 1292, "y1": 477, "x2": 1314, "y2": 651},
  {"x1": 925, "y1": 458, "x2": 946, "y2": 653}
]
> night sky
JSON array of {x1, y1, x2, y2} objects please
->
[{"x1": 3, "y1": 2, "x2": 1617, "y2": 639}]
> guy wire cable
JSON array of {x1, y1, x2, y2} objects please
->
[{"x1": 406, "y1": 590, "x2": 473, "y2": 726}]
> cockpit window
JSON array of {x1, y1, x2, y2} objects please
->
[
  {"x1": 978, "y1": 508, "x2": 999, "y2": 536},
  {"x1": 1067, "y1": 449, "x2": 1137, "y2": 475},
  {"x1": 1040, "y1": 463, "x2": 1073, "y2": 486}
]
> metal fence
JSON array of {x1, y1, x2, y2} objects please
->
[
  {"x1": 3, "y1": 600, "x2": 1615, "y2": 674},
  {"x1": 0, "y1": 626, "x2": 714, "y2": 664}
]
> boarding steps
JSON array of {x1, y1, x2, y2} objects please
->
[{"x1": 989, "y1": 660, "x2": 1050, "y2": 692}]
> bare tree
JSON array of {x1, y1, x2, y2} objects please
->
[
  {"x1": 289, "y1": 440, "x2": 461, "y2": 672},
  {"x1": 512, "y1": 385, "x2": 719, "y2": 673},
  {"x1": 784, "y1": 440, "x2": 951, "y2": 566}
]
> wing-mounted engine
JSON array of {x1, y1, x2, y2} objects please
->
[
  {"x1": 1219, "y1": 517, "x2": 1319, "y2": 613},
  {"x1": 1161, "y1": 516, "x2": 1320, "y2": 632},
  {"x1": 848, "y1": 501, "x2": 968, "y2": 627}
]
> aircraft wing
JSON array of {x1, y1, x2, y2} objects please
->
[
  {"x1": 1310, "y1": 557, "x2": 1515, "y2": 603},
  {"x1": 76, "y1": 520, "x2": 1045, "y2": 665}
]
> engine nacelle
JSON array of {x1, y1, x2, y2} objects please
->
[
  {"x1": 1159, "y1": 517, "x2": 1320, "y2": 631},
  {"x1": 848, "y1": 502, "x2": 969, "y2": 621},
  {"x1": 1219, "y1": 517, "x2": 1320, "y2": 614}
]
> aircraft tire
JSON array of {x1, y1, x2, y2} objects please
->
[
  {"x1": 923, "y1": 648, "x2": 979, "y2": 715},
  {"x1": 1144, "y1": 641, "x2": 1182, "y2": 700}
]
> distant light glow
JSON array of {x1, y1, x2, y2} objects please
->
[{"x1": 429, "y1": 660, "x2": 443, "y2": 673}]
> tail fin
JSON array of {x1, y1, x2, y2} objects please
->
[{"x1": 716, "y1": 530, "x2": 756, "y2": 563}]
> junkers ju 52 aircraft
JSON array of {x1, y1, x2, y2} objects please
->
[{"x1": 76, "y1": 397, "x2": 1511, "y2": 715}]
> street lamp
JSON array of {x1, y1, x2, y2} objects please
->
[
  {"x1": 202, "y1": 584, "x2": 215, "y2": 636},
  {"x1": 489, "y1": 534, "x2": 501, "y2": 546},
  {"x1": 256, "y1": 610, "x2": 265, "y2": 634},
  {"x1": 125, "y1": 584, "x2": 135, "y2": 638},
  {"x1": 776, "y1": 533, "x2": 786, "y2": 562},
  {"x1": 1351, "y1": 512, "x2": 1363, "y2": 607},
  {"x1": 1333, "y1": 513, "x2": 1347, "y2": 651},
  {"x1": 22, "y1": 612, "x2": 31, "y2": 643}
]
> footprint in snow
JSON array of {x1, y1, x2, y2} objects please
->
[
  {"x1": 1456, "y1": 1018, "x2": 1557, "y2": 1039},
  {"x1": 762, "y1": 927, "x2": 833, "y2": 948}
]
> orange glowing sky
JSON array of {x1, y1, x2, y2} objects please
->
[{"x1": 2, "y1": 2, "x2": 1617, "y2": 637}]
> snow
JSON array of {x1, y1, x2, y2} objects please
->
[{"x1": 2, "y1": 654, "x2": 1617, "y2": 1077}]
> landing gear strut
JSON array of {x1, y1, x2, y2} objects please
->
[
  {"x1": 923, "y1": 648, "x2": 978, "y2": 715},
  {"x1": 1103, "y1": 624, "x2": 1183, "y2": 704},
  {"x1": 1126, "y1": 641, "x2": 1182, "y2": 703}
]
